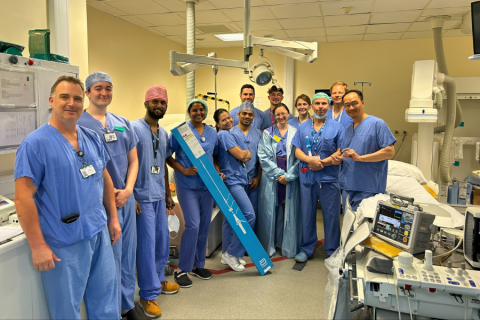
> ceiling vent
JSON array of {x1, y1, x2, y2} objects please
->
[{"x1": 196, "y1": 24, "x2": 234, "y2": 34}]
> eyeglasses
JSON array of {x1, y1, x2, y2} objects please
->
[
  {"x1": 344, "y1": 101, "x2": 359, "y2": 108},
  {"x1": 275, "y1": 113, "x2": 288, "y2": 118}
]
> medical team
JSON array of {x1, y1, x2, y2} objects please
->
[{"x1": 13, "y1": 73, "x2": 395, "y2": 319}]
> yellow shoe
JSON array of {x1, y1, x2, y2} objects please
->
[
  {"x1": 139, "y1": 299, "x2": 162, "y2": 318},
  {"x1": 161, "y1": 281, "x2": 180, "y2": 294}
]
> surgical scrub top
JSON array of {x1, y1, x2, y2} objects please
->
[
  {"x1": 169, "y1": 122, "x2": 218, "y2": 190},
  {"x1": 217, "y1": 130, "x2": 248, "y2": 187},
  {"x1": 262, "y1": 109, "x2": 294, "y2": 130},
  {"x1": 230, "y1": 106, "x2": 266, "y2": 131},
  {"x1": 132, "y1": 119, "x2": 171, "y2": 203},
  {"x1": 230, "y1": 125, "x2": 262, "y2": 181},
  {"x1": 77, "y1": 111, "x2": 138, "y2": 190},
  {"x1": 266, "y1": 125, "x2": 288, "y2": 158},
  {"x1": 326, "y1": 107, "x2": 353, "y2": 129},
  {"x1": 292, "y1": 119, "x2": 344, "y2": 186},
  {"x1": 288, "y1": 117, "x2": 309, "y2": 129},
  {"x1": 339, "y1": 116, "x2": 396, "y2": 194},
  {"x1": 14, "y1": 124, "x2": 110, "y2": 248}
]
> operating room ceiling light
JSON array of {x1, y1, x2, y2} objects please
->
[
  {"x1": 250, "y1": 62, "x2": 273, "y2": 86},
  {"x1": 214, "y1": 33, "x2": 244, "y2": 41}
]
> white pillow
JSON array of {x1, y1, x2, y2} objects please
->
[{"x1": 388, "y1": 160, "x2": 428, "y2": 185}]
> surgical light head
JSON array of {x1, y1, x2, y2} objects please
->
[
  {"x1": 250, "y1": 62, "x2": 273, "y2": 86},
  {"x1": 85, "y1": 71, "x2": 112, "y2": 91}
]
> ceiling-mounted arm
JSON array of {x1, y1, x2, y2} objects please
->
[
  {"x1": 250, "y1": 36, "x2": 317, "y2": 63},
  {"x1": 170, "y1": 50, "x2": 249, "y2": 76}
]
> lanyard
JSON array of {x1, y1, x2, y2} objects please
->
[
  {"x1": 144, "y1": 118, "x2": 160, "y2": 166},
  {"x1": 75, "y1": 135, "x2": 88, "y2": 167},
  {"x1": 270, "y1": 111, "x2": 275, "y2": 126},
  {"x1": 311, "y1": 119, "x2": 326, "y2": 154},
  {"x1": 331, "y1": 107, "x2": 343, "y2": 123}
]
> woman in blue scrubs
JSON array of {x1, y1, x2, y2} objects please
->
[
  {"x1": 257, "y1": 104, "x2": 301, "y2": 258},
  {"x1": 214, "y1": 108, "x2": 256, "y2": 272},
  {"x1": 292, "y1": 93, "x2": 344, "y2": 261},
  {"x1": 288, "y1": 94, "x2": 311, "y2": 129},
  {"x1": 167, "y1": 99, "x2": 218, "y2": 288}
]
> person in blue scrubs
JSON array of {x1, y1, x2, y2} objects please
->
[
  {"x1": 257, "y1": 104, "x2": 301, "y2": 258},
  {"x1": 262, "y1": 86, "x2": 294, "y2": 129},
  {"x1": 14, "y1": 76, "x2": 120, "y2": 320},
  {"x1": 229, "y1": 84, "x2": 266, "y2": 130},
  {"x1": 293, "y1": 93, "x2": 344, "y2": 261},
  {"x1": 288, "y1": 94, "x2": 311, "y2": 129},
  {"x1": 77, "y1": 72, "x2": 140, "y2": 320},
  {"x1": 339, "y1": 89, "x2": 396, "y2": 211},
  {"x1": 326, "y1": 81, "x2": 353, "y2": 129},
  {"x1": 167, "y1": 99, "x2": 219, "y2": 288},
  {"x1": 214, "y1": 108, "x2": 256, "y2": 272},
  {"x1": 132, "y1": 85, "x2": 179, "y2": 318}
]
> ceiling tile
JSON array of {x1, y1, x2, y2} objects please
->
[
  {"x1": 237, "y1": 20, "x2": 284, "y2": 32},
  {"x1": 197, "y1": 34, "x2": 224, "y2": 42},
  {"x1": 443, "y1": 29, "x2": 471, "y2": 37},
  {"x1": 87, "y1": 2, "x2": 128, "y2": 16},
  {"x1": 370, "y1": 11, "x2": 421, "y2": 24},
  {"x1": 197, "y1": 41, "x2": 231, "y2": 48},
  {"x1": 321, "y1": 0, "x2": 373, "y2": 16},
  {"x1": 251, "y1": 30, "x2": 290, "y2": 39},
  {"x1": 107, "y1": 0, "x2": 169, "y2": 15},
  {"x1": 270, "y1": 3, "x2": 322, "y2": 19},
  {"x1": 151, "y1": 25, "x2": 191, "y2": 36},
  {"x1": 326, "y1": 25, "x2": 366, "y2": 36},
  {"x1": 177, "y1": 10, "x2": 232, "y2": 24},
  {"x1": 409, "y1": 19, "x2": 461, "y2": 32},
  {"x1": 119, "y1": 15, "x2": 154, "y2": 28},
  {"x1": 279, "y1": 17, "x2": 324, "y2": 29},
  {"x1": 138, "y1": 13, "x2": 185, "y2": 26},
  {"x1": 152, "y1": 0, "x2": 216, "y2": 12},
  {"x1": 427, "y1": 0, "x2": 473, "y2": 9},
  {"x1": 293, "y1": 36, "x2": 327, "y2": 43},
  {"x1": 366, "y1": 23, "x2": 410, "y2": 34},
  {"x1": 421, "y1": 7, "x2": 471, "y2": 18},
  {"x1": 285, "y1": 28, "x2": 326, "y2": 37},
  {"x1": 165, "y1": 35, "x2": 185, "y2": 43},
  {"x1": 264, "y1": 0, "x2": 318, "y2": 4},
  {"x1": 373, "y1": 0, "x2": 430, "y2": 13},
  {"x1": 402, "y1": 31, "x2": 434, "y2": 39},
  {"x1": 327, "y1": 35, "x2": 363, "y2": 42},
  {"x1": 146, "y1": 28, "x2": 166, "y2": 36},
  {"x1": 364, "y1": 33, "x2": 402, "y2": 41},
  {"x1": 208, "y1": 0, "x2": 266, "y2": 9},
  {"x1": 222, "y1": 7, "x2": 276, "y2": 22},
  {"x1": 324, "y1": 14, "x2": 370, "y2": 27},
  {"x1": 227, "y1": 40, "x2": 245, "y2": 47}
]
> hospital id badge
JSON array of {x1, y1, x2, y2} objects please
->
[
  {"x1": 104, "y1": 132, "x2": 117, "y2": 142},
  {"x1": 79, "y1": 165, "x2": 96, "y2": 178},
  {"x1": 272, "y1": 135, "x2": 281, "y2": 143},
  {"x1": 151, "y1": 166, "x2": 160, "y2": 174}
]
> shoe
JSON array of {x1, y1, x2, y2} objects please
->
[
  {"x1": 295, "y1": 252, "x2": 308, "y2": 263},
  {"x1": 221, "y1": 252, "x2": 245, "y2": 272},
  {"x1": 174, "y1": 271, "x2": 193, "y2": 288},
  {"x1": 190, "y1": 268, "x2": 212, "y2": 280},
  {"x1": 221, "y1": 257, "x2": 247, "y2": 266},
  {"x1": 122, "y1": 308, "x2": 143, "y2": 320},
  {"x1": 161, "y1": 280, "x2": 179, "y2": 294},
  {"x1": 139, "y1": 299, "x2": 161, "y2": 318}
]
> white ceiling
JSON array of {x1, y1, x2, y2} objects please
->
[{"x1": 86, "y1": 0, "x2": 472, "y2": 48}]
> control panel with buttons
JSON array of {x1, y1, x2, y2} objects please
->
[
  {"x1": 393, "y1": 252, "x2": 422, "y2": 289},
  {"x1": 413, "y1": 250, "x2": 446, "y2": 292},
  {"x1": 438, "y1": 262, "x2": 480, "y2": 296}
]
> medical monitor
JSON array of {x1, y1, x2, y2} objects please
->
[{"x1": 472, "y1": 1, "x2": 480, "y2": 55}]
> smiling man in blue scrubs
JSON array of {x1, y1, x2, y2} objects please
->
[
  {"x1": 77, "y1": 72, "x2": 140, "y2": 320},
  {"x1": 339, "y1": 89, "x2": 396, "y2": 211},
  {"x1": 14, "y1": 76, "x2": 120, "y2": 320},
  {"x1": 229, "y1": 84, "x2": 266, "y2": 130},
  {"x1": 326, "y1": 81, "x2": 353, "y2": 129}
]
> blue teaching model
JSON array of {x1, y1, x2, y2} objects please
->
[{"x1": 171, "y1": 123, "x2": 273, "y2": 275}]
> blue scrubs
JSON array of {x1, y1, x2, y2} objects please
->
[
  {"x1": 77, "y1": 111, "x2": 138, "y2": 313},
  {"x1": 230, "y1": 125, "x2": 262, "y2": 216},
  {"x1": 14, "y1": 124, "x2": 118, "y2": 320},
  {"x1": 262, "y1": 108, "x2": 295, "y2": 130},
  {"x1": 217, "y1": 130, "x2": 256, "y2": 258},
  {"x1": 288, "y1": 117, "x2": 308, "y2": 129},
  {"x1": 326, "y1": 107, "x2": 353, "y2": 129},
  {"x1": 230, "y1": 105, "x2": 266, "y2": 130},
  {"x1": 132, "y1": 119, "x2": 171, "y2": 301},
  {"x1": 339, "y1": 116, "x2": 396, "y2": 211},
  {"x1": 169, "y1": 123, "x2": 218, "y2": 272},
  {"x1": 292, "y1": 119, "x2": 344, "y2": 256}
]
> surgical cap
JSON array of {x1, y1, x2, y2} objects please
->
[
  {"x1": 187, "y1": 98, "x2": 208, "y2": 118},
  {"x1": 85, "y1": 72, "x2": 112, "y2": 91},
  {"x1": 312, "y1": 92, "x2": 331, "y2": 104},
  {"x1": 238, "y1": 101, "x2": 254, "y2": 113},
  {"x1": 145, "y1": 85, "x2": 168, "y2": 104}
]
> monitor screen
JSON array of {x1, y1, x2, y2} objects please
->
[
  {"x1": 378, "y1": 206, "x2": 403, "y2": 230},
  {"x1": 472, "y1": 1, "x2": 480, "y2": 54}
]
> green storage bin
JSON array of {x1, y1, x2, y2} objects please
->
[
  {"x1": 50, "y1": 53, "x2": 69, "y2": 63},
  {"x1": 28, "y1": 29, "x2": 50, "y2": 61}
]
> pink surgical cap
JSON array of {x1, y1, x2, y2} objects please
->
[{"x1": 145, "y1": 85, "x2": 168, "y2": 104}]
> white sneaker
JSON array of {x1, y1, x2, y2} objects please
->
[
  {"x1": 221, "y1": 252, "x2": 245, "y2": 272},
  {"x1": 221, "y1": 257, "x2": 247, "y2": 266}
]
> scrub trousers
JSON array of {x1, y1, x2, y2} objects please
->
[
  {"x1": 246, "y1": 185, "x2": 259, "y2": 218},
  {"x1": 222, "y1": 184, "x2": 256, "y2": 258},
  {"x1": 112, "y1": 194, "x2": 136, "y2": 314},
  {"x1": 41, "y1": 226, "x2": 118, "y2": 320},
  {"x1": 136, "y1": 199, "x2": 169, "y2": 301},
  {"x1": 176, "y1": 186, "x2": 214, "y2": 272},
  {"x1": 342, "y1": 190, "x2": 377, "y2": 212},
  {"x1": 299, "y1": 182, "x2": 341, "y2": 257}
]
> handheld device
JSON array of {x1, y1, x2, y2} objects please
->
[{"x1": 61, "y1": 213, "x2": 79, "y2": 224}]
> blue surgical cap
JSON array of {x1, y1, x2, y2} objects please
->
[
  {"x1": 85, "y1": 72, "x2": 112, "y2": 91},
  {"x1": 312, "y1": 92, "x2": 331, "y2": 104},
  {"x1": 187, "y1": 98, "x2": 208, "y2": 118},
  {"x1": 238, "y1": 101, "x2": 254, "y2": 113}
]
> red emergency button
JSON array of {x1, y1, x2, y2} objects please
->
[
  {"x1": 403, "y1": 237, "x2": 407, "y2": 242},
  {"x1": 429, "y1": 288, "x2": 436, "y2": 293},
  {"x1": 405, "y1": 284, "x2": 412, "y2": 290},
  {"x1": 28, "y1": 59, "x2": 34, "y2": 66}
]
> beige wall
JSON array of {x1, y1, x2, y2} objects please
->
[
  {"x1": 86, "y1": 7, "x2": 186, "y2": 120},
  {"x1": 197, "y1": 36, "x2": 480, "y2": 163}
]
